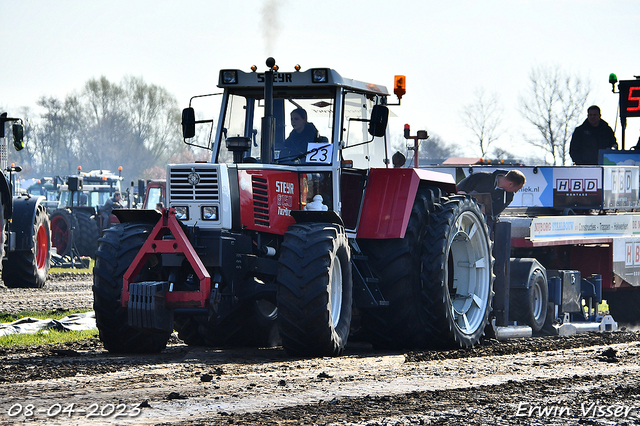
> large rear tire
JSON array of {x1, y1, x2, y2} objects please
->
[
  {"x1": 92, "y1": 223, "x2": 170, "y2": 353},
  {"x1": 277, "y1": 223, "x2": 352, "y2": 356},
  {"x1": 420, "y1": 196, "x2": 494, "y2": 348},
  {"x1": 2, "y1": 206, "x2": 50, "y2": 288},
  {"x1": 74, "y1": 210, "x2": 100, "y2": 257},
  {"x1": 358, "y1": 188, "x2": 437, "y2": 349}
]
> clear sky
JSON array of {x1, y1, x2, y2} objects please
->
[{"x1": 2, "y1": 0, "x2": 639, "y2": 163}]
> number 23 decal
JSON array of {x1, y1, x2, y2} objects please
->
[{"x1": 305, "y1": 143, "x2": 333, "y2": 163}]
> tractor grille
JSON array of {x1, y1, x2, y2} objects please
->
[
  {"x1": 252, "y1": 176, "x2": 270, "y2": 226},
  {"x1": 169, "y1": 167, "x2": 219, "y2": 201}
]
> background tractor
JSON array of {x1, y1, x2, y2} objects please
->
[
  {"x1": 49, "y1": 168, "x2": 122, "y2": 258},
  {"x1": 0, "y1": 113, "x2": 51, "y2": 288}
]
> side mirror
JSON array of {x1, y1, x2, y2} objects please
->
[
  {"x1": 12, "y1": 123, "x2": 24, "y2": 151},
  {"x1": 368, "y1": 105, "x2": 389, "y2": 138},
  {"x1": 182, "y1": 107, "x2": 196, "y2": 139}
]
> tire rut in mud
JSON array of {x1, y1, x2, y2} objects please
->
[
  {"x1": 1, "y1": 331, "x2": 639, "y2": 386},
  {"x1": 175, "y1": 372, "x2": 640, "y2": 426},
  {"x1": 405, "y1": 330, "x2": 640, "y2": 362}
]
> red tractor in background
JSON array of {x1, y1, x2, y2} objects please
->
[{"x1": 142, "y1": 179, "x2": 165, "y2": 210}]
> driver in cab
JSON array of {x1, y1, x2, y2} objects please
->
[{"x1": 278, "y1": 107, "x2": 322, "y2": 160}]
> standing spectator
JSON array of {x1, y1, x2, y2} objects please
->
[
  {"x1": 569, "y1": 105, "x2": 617, "y2": 165},
  {"x1": 99, "y1": 191, "x2": 122, "y2": 231}
]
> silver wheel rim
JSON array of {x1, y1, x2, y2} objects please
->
[
  {"x1": 447, "y1": 210, "x2": 491, "y2": 335},
  {"x1": 329, "y1": 255, "x2": 343, "y2": 327},
  {"x1": 532, "y1": 279, "x2": 543, "y2": 321}
]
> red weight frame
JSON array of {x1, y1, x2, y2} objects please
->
[{"x1": 121, "y1": 209, "x2": 211, "y2": 308}]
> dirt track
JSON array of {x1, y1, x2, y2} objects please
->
[
  {"x1": 1, "y1": 275, "x2": 640, "y2": 425},
  {"x1": 0, "y1": 273, "x2": 94, "y2": 314}
]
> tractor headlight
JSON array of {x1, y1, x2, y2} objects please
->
[
  {"x1": 173, "y1": 206, "x2": 189, "y2": 220},
  {"x1": 201, "y1": 206, "x2": 218, "y2": 221},
  {"x1": 221, "y1": 70, "x2": 238, "y2": 84},
  {"x1": 311, "y1": 68, "x2": 328, "y2": 83}
]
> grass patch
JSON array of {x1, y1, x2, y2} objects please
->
[
  {"x1": 0, "y1": 329, "x2": 98, "y2": 347},
  {"x1": 49, "y1": 258, "x2": 94, "y2": 274},
  {"x1": 0, "y1": 309, "x2": 91, "y2": 323},
  {"x1": 0, "y1": 309, "x2": 97, "y2": 347}
]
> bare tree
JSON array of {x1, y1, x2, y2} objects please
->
[
  {"x1": 82, "y1": 76, "x2": 131, "y2": 171},
  {"x1": 28, "y1": 76, "x2": 183, "y2": 185},
  {"x1": 32, "y1": 96, "x2": 86, "y2": 176},
  {"x1": 519, "y1": 65, "x2": 590, "y2": 165},
  {"x1": 122, "y1": 76, "x2": 183, "y2": 169},
  {"x1": 420, "y1": 133, "x2": 461, "y2": 161},
  {"x1": 460, "y1": 88, "x2": 505, "y2": 157}
]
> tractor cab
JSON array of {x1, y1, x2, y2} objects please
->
[
  {"x1": 179, "y1": 59, "x2": 400, "y2": 234},
  {"x1": 183, "y1": 62, "x2": 393, "y2": 170}
]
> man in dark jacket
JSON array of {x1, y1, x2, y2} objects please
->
[
  {"x1": 569, "y1": 105, "x2": 617, "y2": 165},
  {"x1": 278, "y1": 108, "x2": 321, "y2": 159},
  {"x1": 457, "y1": 169, "x2": 526, "y2": 217},
  {"x1": 99, "y1": 191, "x2": 122, "y2": 231}
]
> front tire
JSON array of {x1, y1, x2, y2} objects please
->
[
  {"x1": 277, "y1": 223, "x2": 352, "y2": 356},
  {"x1": 2, "y1": 206, "x2": 50, "y2": 288},
  {"x1": 420, "y1": 196, "x2": 494, "y2": 348},
  {"x1": 92, "y1": 223, "x2": 170, "y2": 353}
]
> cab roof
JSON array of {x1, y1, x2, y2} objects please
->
[{"x1": 217, "y1": 68, "x2": 390, "y2": 97}]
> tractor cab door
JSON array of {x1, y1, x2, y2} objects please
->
[
  {"x1": 340, "y1": 92, "x2": 389, "y2": 231},
  {"x1": 340, "y1": 92, "x2": 388, "y2": 170}
]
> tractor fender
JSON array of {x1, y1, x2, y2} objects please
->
[
  {"x1": 0, "y1": 173, "x2": 12, "y2": 220},
  {"x1": 356, "y1": 168, "x2": 456, "y2": 239},
  {"x1": 11, "y1": 194, "x2": 45, "y2": 250},
  {"x1": 290, "y1": 210, "x2": 344, "y2": 227},
  {"x1": 69, "y1": 206, "x2": 98, "y2": 216}
]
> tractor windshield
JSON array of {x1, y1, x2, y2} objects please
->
[{"x1": 216, "y1": 91, "x2": 335, "y2": 166}]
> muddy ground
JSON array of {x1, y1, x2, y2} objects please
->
[{"x1": 1, "y1": 275, "x2": 640, "y2": 425}]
